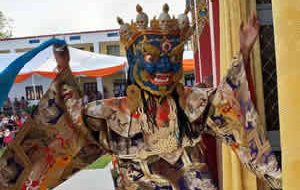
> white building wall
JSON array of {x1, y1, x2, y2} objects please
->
[
  {"x1": 0, "y1": 29, "x2": 123, "y2": 102},
  {"x1": 8, "y1": 75, "x2": 106, "y2": 104},
  {"x1": 0, "y1": 30, "x2": 119, "y2": 52},
  {"x1": 8, "y1": 74, "x2": 52, "y2": 103}
]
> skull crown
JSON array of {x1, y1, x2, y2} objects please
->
[{"x1": 117, "y1": 4, "x2": 191, "y2": 49}]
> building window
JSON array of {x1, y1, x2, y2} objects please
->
[
  {"x1": 113, "y1": 79, "x2": 126, "y2": 97},
  {"x1": 25, "y1": 85, "x2": 43, "y2": 100},
  {"x1": 90, "y1": 46, "x2": 94, "y2": 52},
  {"x1": 16, "y1": 48, "x2": 33, "y2": 53},
  {"x1": 184, "y1": 73, "x2": 195, "y2": 87},
  {"x1": 256, "y1": 3, "x2": 280, "y2": 186},
  {"x1": 29, "y1": 39, "x2": 40, "y2": 44},
  {"x1": 257, "y1": 0, "x2": 271, "y2": 4},
  {"x1": 83, "y1": 82, "x2": 98, "y2": 95},
  {"x1": 0, "y1": 50, "x2": 10, "y2": 54},
  {"x1": 260, "y1": 25, "x2": 279, "y2": 131},
  {"x1": 274, "y1": 151, "x2": 282, "y2": 168},
  {"x1": 257, "y1": 2, "x2": 280, "y2": 131},
  {"x1": 107, "y1": 32, "x2": 119, "y2": 37},
  {"x1": 70, "y1": 35, "x2": 81, "y2": 41},
  {"x1": 106, "y1": 45, "x2": 120, "y2": 56},
  {"x1": 75, "y1": 47, "x2": 85, "y2": 50}
]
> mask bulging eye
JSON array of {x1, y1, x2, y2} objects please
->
[{"x1": 144, "y1": 53, "x2": 154, "y2": 63}]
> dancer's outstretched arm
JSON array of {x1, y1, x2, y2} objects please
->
[
  {"x1": 0, "y1": 44, "x2": 108, "y2": 190},
  {"x1": 205, "y1": 15, "x2": 281, "y2": 189}
]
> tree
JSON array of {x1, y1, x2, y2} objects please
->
[{"x1": 0, "y1": 11, "x2": 12, "y2": 39}]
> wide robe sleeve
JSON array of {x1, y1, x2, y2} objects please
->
[
  {"x1": 0, "y1": 67, "x2": 107, "y2": 190},
  {"x1": 206, "y1": 55, "x2": 282, "y2": 189}
]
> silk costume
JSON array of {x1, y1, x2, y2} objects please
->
[{"x1": 0, "y1": 4, "x2": 281, "y2": 190}]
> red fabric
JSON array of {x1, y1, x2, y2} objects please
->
[
  {"x1": 16, "y1": 119, "x2": 23, "y2": 128},
  {"x1": 193, "y1": 0, "x2": 256, "y2": 186},
  {"x1": 200, "y1": 23, "x2": 213, "y2": 83},
  {"x1": 194, "y1": 22, "x2": 213, "y2": 84},
  {"x1": 3, "y1": 135, "x2": 13, "y2": 144},
  {"x1": 245, "y1": 61, "x2": 257, "y2": 105},
  {"x1": 201, "y1": 0, "x2": 220, "y2": 186},
  {"x1": 213, "y1": 0, "x2": 220, "y2": 85},
  {"x1": 202, "y1": 134, "x2": 219, "y2": 185},
  {"x1": 194, "y1": 49, "x2": 202, "y2": 82}
]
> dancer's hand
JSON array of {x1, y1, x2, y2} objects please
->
[
  {"x1": 53, "y1": 44, "x2": 70, "y2": 72},
  {"x1": 240, "y1": 14, "x2": 260, "y2": 62}
]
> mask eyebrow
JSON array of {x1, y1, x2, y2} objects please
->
[
  {"x1": 134, "y1": 36, "x2": 160, "y2": 58},
  {"x1": 143, "y1": 43, "x2": 160, "y2": 57},
  {"x1": 168, "y1": 42, "x2": 184, "y2": 57}
]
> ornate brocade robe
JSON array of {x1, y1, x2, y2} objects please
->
[{"x1": 0, "y1": 56, "x2": 281, "y2": 190}]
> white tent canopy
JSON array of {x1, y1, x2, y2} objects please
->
[
  {"x1": 2, "y1": 48, "x2": 194, "y2": 101},
  {"x1": 0, "y1": 48, "x2": 194, "y2": 81},
  {"x1": 0, "y1": 46, "x2": 127, "y2": 76},
  {"x1": 1, "y1": 47, "x2": 126, "y2": 102}
]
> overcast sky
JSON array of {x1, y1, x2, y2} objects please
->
[{"x1": 0, "y1": 0, "x2": 186, "y2": 37}]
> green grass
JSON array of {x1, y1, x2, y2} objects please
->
[
  {"x1": 0, "y1": 149, "x2": 5, "y2": 157},
  {"x1": 87, "y1": 154, "x2": 112, "y2": 169},
  {"x1": 0, "y1": 149, "x2": 111, "y2": 169}
]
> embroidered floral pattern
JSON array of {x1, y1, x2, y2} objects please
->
[{"x1": 0, "y1": 56, "x2": 281, "y2": 190}]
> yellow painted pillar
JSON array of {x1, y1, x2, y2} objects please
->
[
  {"x1": 219, "y1": 0, "x2": 267, "y2": 189},
  {"x1": 272, "y1": 1, "x2": 300, "y2": 190}
]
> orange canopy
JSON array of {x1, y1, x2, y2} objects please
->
[{"x1": 15, "y1": 59, "x2": 194, "y2": 83}]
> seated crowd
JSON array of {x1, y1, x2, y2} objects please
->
[
  {"x1": 0, "y1": 91, "x2": 103, "y2": 149},
  {"x1": 0, "y1": 97, "x2": 29, "y2": 149},
  {"x1": 83, "y1": 91, "x2": 103, "y2": 105}
]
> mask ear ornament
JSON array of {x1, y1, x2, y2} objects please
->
[{"x1": 126, "y1": 85, "x2": 141, "y2": 113}]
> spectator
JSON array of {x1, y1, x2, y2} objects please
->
[
  {"x1": 83, "y1": 93, "x2": 89, "y2": 105},
  {"x1": 6, "y1": 117, "x2": 15, "y2": 131},
  {"x1": 20, "y1": 96, "x2": 28, "y2": 110},
  {"x1": 3, "y1": 98, "x2": 12, "y2": 116},
  {"x1": 0, "y1": 116, "x2": 4, "y2": 148},
  {"x1": 20, "y1": 112, "x2": 28, "y2": 124},
  {"x1": 10, "y1": 112, "x2": 17, "y2": 121},
  {"x1": 0, "y1": 113, "x2": 4, "y2": 126},
  {"x1": 14, "y1": 114, "x2": 23, "y2": 130},
  {"x1": 1, "y1": 117, "x2": 9, "y2": 126},
  {"x1": 96, "y1": 91, "x2": 103, "y2": 100},
  {"x1": 0, "y1": 112, "x2": 24, "y2": 149},
  {"x1": 13, "y1": 98, "x2": 21, "y2": 113},
  {"x1": 103, "y1": 87, "x2": 108, "y2": 99},
  {"x1": 88, "y1": 92, "x2": 96, "y2": 102},
  {"x1": 3, "y1": 128, "x2": 13, "y2": 147},
  {"x1": 0, "y1": 116, "x2": 5, "y2": 137},
  {"x1": 0, "y1": 129, "x2": 3, "y2": 148}
]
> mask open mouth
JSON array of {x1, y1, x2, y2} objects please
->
[
  {"x1": 150, "y1": 73, "x2": 173, "y2": 85},
  {"x1": 133, "y1": 63, "x2": 182, "y2": 96}
]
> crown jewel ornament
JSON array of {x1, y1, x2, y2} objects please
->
[
  {"x1": 158, "y1": 3, "x2": 171, "y2": 30},
  {"x1": 117, "y1": 4, "x2": 191, "y2": 49},
  {"x1": 136, "y1": 4, "x2": 149, "y2": 29}
]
